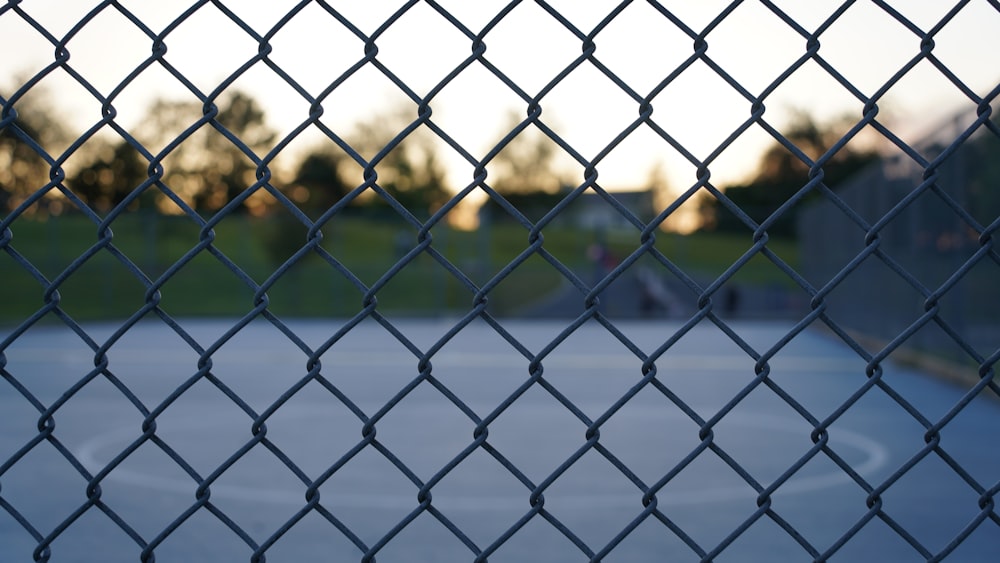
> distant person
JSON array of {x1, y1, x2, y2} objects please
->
[
  {"x1": 587, "y1": 242, "x2": 618, "y2": 273},
  {"x1": 723, "y1": 285, "x2": 741, "y2": 317}
]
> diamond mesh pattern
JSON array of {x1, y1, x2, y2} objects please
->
[{"x1": 1, "y1": 1, "x2": 998, "y2": 561}]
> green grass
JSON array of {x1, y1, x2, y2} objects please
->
[
  {"x1": 0, "y1": 212, "x2": 798, "y2": 324},
  {"x1": 638, "y1": 230, "x2": 801, "y2": 287}
]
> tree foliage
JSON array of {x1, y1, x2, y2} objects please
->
[
  {"x1": 489, "y1": 111, "x2": 566, "y2": 195},
  {"x1": 287, "y1": 149, "x2": 351, "y2": 216},
  {"x1": 705, "y1": 111, "x2": 878, "y2": 237},
  {"x1": 133, "y1": 91, "x2": 276, "y2": 214},
  {"x1": 0, "y1": 85, "x2": 69, "y2": 216},
  {"x1": 347, "y1": 109, "x2": 451, "y2": 218},
  {"x1": 6, "y1": 91, "x2": 452, "y2": 222},
  {"x1": 482, "y1": 111, "x2": 571, "y2": 222},
  {"x1": 68, "y1": 139, "x2": 148, "y2": 214}
]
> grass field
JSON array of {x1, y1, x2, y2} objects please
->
[{"x1": 0, "y1": 212, "x2": 799, "y2": 324}]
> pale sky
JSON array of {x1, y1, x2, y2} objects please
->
[{"x1": 2, "y1": 0, "x2": 998, "y2": 203}]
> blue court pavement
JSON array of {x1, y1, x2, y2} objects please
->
[{"x1": 1, "y1": 317, "x2": 998, "y2": 562}]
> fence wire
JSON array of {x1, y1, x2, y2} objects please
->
[
  {"x1": 800, "y1": 107, "x2": 1000, "y2": 365},
  {"x1": 1, "y1": 1, "x2": 999, "y2": 562}
]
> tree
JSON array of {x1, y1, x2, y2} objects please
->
[
  {"x1": 489, "y1": 110, "x2": 566, "y2": 195},
  {"x1": 204, "y1": 91, "x2": 276, "y2": 211},
  {"x1": 481, "y1": 110, "x2": 571, "y2": 222},
  {"x1": 0, "y1": 84, "x2": 69, "y2": 217},
  {"x1": 707, "y1": 110, "x2": 878, "y2": 236},
  {"x1": 134, "y1": 91, "x2": 276, "y2": 214},
  {"x1": 260, "y1": 147, "x2": 353, "y2": 266},
  {"x1": 286, "y1": 148, "x2": 351, "y2": 217},
  {"x1": 68, "y1": 138, "x2": 148, "y2": 214},
  {"x1": 348, "y1": 108, "x2": 451, "y2": 219}
]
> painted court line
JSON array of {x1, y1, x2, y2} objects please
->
[{"x1": 75, "y1": 407, "x2": 889, "y2": 511}]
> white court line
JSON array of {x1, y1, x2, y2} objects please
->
[{"x1": 75, "y1": 407, "x2": 888, "y2": 511}]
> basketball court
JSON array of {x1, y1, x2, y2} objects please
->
[{"x1": 2, "y1": 317, "x2": 998, "y2": 562}]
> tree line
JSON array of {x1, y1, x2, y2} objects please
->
[
  {"x1": 0, "y1": 89, "x2": 447, "y2": 220},
  {"x1": 699, "y1": 110, "x2": 880, "y2": 237},
  {"x1": 0, "y1": 89, "x2": 578, "y2": 223},
  {"x1": 2, "y1": 86, "x2": 882, "y2": 236}
]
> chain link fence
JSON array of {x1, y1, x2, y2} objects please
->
[
  {"x1": 2, "y1": 1, "x2": 999, "y2": 561},
  {"x1": 799, "y1": 107, "x2": 1000, "y2": 368}
]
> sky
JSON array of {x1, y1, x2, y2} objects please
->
[{"x1": 1, "y1": 0, "x2": 999, "y2": 224}]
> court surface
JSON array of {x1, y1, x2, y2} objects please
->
[{"x1": 1, "y1": 317, "x2": 998, "y2": 562}]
